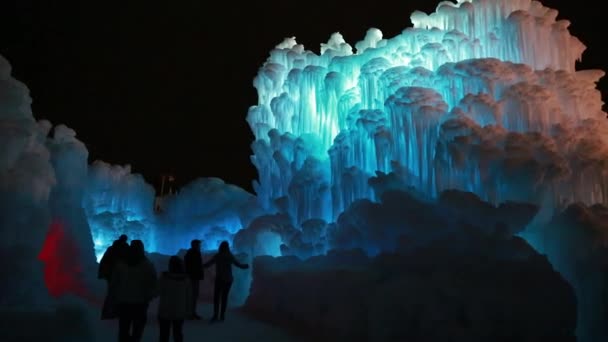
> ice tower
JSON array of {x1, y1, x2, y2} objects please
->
[{"x1": 247, "y1": 0, "x2": 607, "y2": 224}]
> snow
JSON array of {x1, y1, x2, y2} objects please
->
[{"x1": 0, "y1": 301, "x2": 304, "y2": 342}]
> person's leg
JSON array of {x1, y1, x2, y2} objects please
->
[
  {"x1": 102, "y1": 289, "x2": 119, "y2": 320},
  {"x1": 220, "y1": 281, "x2": 232, "y2": 321},
  {"x1": 158, "y1": 318, "x2": 170, "y2": 342},
  {"x1": 190, "y1": 278, "x2": 200, "y2": 318},
  {"x1": 131, "y1": 302, "x2": 149, "y2": 342},
  {"x1": 172, "y1": 320, "x2": 184, "y2": 342},
  {"x1": 212, "y1": 279, "x2": 221, "y2": 321},
  {"x1": 118, "y1": 303, "x2": 133, "y2": 342}
]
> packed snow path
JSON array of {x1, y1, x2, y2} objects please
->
[
  {"x1": 1, "y1": 301, "x2": 305, "y2": 342},
  {"x1": 96, "y1": 302, "x2": 305, "y2": 342}
]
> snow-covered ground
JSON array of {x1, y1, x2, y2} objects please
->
[
  {"x1": 0, "y1": 300, "x2": 306, "y2": 342},
  {"x1": 101, "y1": 302, "x2": 305, "y2": 342}
]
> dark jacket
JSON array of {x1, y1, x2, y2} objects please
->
[
  {"x1": 98, "y1": 240, "x2": 129, "y2": 280},
  {"x1": 157, "y1": 272, "x2": 192, "y2": 320},
  {"x1": 203, "y1": 252, "x2": 248, "y2": 283},
  {"x1": 110, "y1": 256, "x2": 158, "y2": 304},
  {"x1": 184, "y1": 248, "x2": 204, "y2": 280}
]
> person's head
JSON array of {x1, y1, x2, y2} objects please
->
[
  {"x1": 191, "y1": 239, "x2": 201, "y2": 250},
  {"x1": 219, "y1": 240, "x2": 230, "y2": 254},
  {"x1": 168, "y1": 256, "x2": 184, "y2": 273},
  {"x1": 130, "y1": 240, "x2": 145, "y2": 259},
  {"x1": 119, "y1": 234, "x2": 128, "y2": 242}
]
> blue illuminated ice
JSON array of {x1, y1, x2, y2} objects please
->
[
  {"x1": 247, "y1": 0, "x2": 606, "y2": 224},
  {"x1": 83, "y1": 161, "x2": 158, "y2": 261},
  {"x1": 154, "y1": 177, "x2": 262, "y2": 254},
  {"x1": 242, "y1": 1, "x2": 608, "y2": 340}
]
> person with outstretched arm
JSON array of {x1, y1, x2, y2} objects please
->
[{"x1": 203, "y1": 241, "x2": 249, "y2": 323}]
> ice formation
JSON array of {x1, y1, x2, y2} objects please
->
[
  {"x1": 0, "y1": 55, "x2": 98, "y2": 309},
  {"x1": 0, "y1": 56, "x2": 56, "y2": 308},
  {"x1": 83, "y1": 167, "x2": 263, "y2": 260},
  {"x1": 83, "y1": 161, "x2": 157, "y2": 261},
  {"x1": 243, "y1": 1, "x2": 608, "y2": 339},
  {"x1": 247, "y1": 0, "x2": 607, "y2": 225},
  {"x1": 155, "y1": 177, "x2": 262, "y2": 254}
]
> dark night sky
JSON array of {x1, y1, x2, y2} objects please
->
[{"x1": 0, "y1": 0, "x2": 606, "y2": 194}]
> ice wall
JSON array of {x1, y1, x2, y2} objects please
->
[
  {"x1": 83, "y1": 168, "x2": 262, "y2": 259},
  {"x1": 46, "y1": 124, "x2": 99, "y2": 293},
  {"x1": 520, "y1": 202, "x2": 608, "y2": 341},
  {"x1": 0, "y1": 55, "x2": 98, "y2": 307},
  {"x1": 247, "y1": 0, "x2": 607, "y2": 223},
  {"x1": 156, "y1": 177, "x2": 263, "y2": 254},
  {"x1": 0, "y1": 55, "x2": 56, "y2": 308},
  {"x1": 83, "y1": 161, "x2": 157, "y2": 260}
]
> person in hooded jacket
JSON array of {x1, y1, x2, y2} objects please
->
[
  {"x1": 110, "y1": 240, "x2": 158, "y2": 342},
  {"x1": 203, "y1": 241, "x2": 249, "y2": 322},
  {"x1": 158, "y1": 256, "x2": 192, "y2": 342}
]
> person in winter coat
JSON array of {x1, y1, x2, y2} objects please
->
[
  {"x1": 98, "y1": 234, "x2": 129, "y2": 281},
  {"x1": 99, "y1": 235, "x2": 130, "y2": 319},
  {"x1": 110, "y1": 240, "x2": 158, "y2": 342},
  {"x1": 184, "y1": 239, "x2": 204, "y2": 319},
  {"x1": 158, "y1": 256, "x2": 192, "y2": 342},
  {"x1": 203, "y1": 241, "x2": 249, "y2": 322}
]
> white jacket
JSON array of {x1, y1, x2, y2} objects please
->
[{"x1": 157, "y1": 272, "x2": 192, "y2": 320}]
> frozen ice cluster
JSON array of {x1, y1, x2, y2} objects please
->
[
  {"x1": 241, "y1": 1, "x2": 608, "y2": 339},
  {"x1": 247, "y1": 0, "x2": 606, "y2": 224}
]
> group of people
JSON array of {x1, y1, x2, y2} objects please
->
[{"x1": 98, "y1": 235, "x2": 249, "y2": 342}]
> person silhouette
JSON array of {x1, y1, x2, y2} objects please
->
[
  {"x1": 110, "y1": 240, "x2": 158, "y2": 342},
  {"x1": 98, "y1": 234, "x2": 129, "y2": 281},
  {"x1": 184, "y1": 239, "x2": 204, "y2": 319},
  {"x1": 158, "y1": 256, "x2": 191, "y2": 342},
  {"x1": 99, "y1": 234, "x2": 129, "y2": 320},
  {"x1": 203, "y1": 241, "x2": 249, "y2": 322}
]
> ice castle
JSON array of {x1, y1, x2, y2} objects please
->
[{"x1": 246, "y1": 0, "x2": 606, "y2": 224}]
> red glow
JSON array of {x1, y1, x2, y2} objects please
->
[{"x1": 38, "y1": 220, "x2": 90, "y2": 300}]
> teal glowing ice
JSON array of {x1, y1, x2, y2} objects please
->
[{"x1": 247, "y1": 0, "x2": 604, "y2": 224}]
